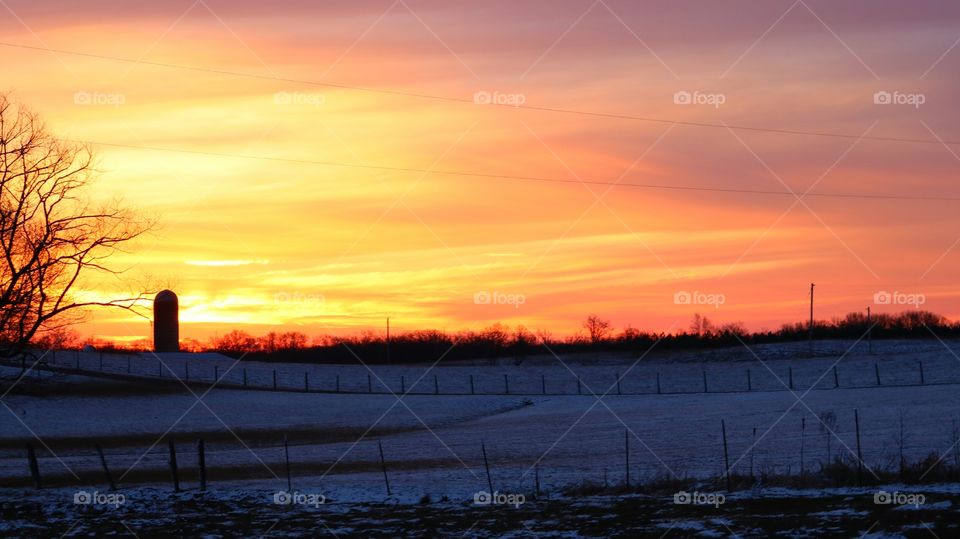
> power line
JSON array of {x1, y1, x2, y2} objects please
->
[
  {"x1": 68, "y1": 138, "x2": 960, "y2": 202},
  {"x1": 4, "y1": 41, "x2": 960, "y2": 147}
]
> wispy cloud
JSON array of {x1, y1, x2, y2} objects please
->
[{"x1": 185, "y1": 259, "x2": 270, "y2": 267}]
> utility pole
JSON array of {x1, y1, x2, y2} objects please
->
[
  {"x1": 866, "y1": 306, "x2": 873, "y2": 354},
  {"x1": 808, "y1": 283, "x2": 815, "y2": 356},
  {"x1": 386, "y1": 317, "x2": 391, "y2": 364}
]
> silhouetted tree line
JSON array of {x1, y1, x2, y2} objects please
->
[{"x1": 196, "y1": 310, "x2": 960, "y2": 365}]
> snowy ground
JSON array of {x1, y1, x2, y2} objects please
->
[
  {"x1": 2, "y1": 339, "x2": 960, "y2": 536},
  {"x1": 1, "y1": 485, "x2": 957, "y2": 537}
]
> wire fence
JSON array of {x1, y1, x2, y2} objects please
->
[
  {"x1": 8, "y1": 349, "x2": 959, "y2": 397},
  {"x1": 8, "y1": 404, "x2": 960, "y2": 497},
  {"x1": 4, "y1": 350, "x2": 960, "y2": 498}
]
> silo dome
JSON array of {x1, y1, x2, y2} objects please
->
[{"x1": 153, "y1": 290, "x2": 180, "y2": 353}]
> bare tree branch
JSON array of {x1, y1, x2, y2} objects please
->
[{"x1": 0, "y1": 93, "x2": 154, "y2": 357}]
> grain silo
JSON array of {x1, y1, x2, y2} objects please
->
[{"x1": 153, "y1": 290, "x2": 180, "y2": 353}]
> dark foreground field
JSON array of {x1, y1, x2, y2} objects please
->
[{"x1": 2, "y1": 488, "x2": 958, "y2": 537}]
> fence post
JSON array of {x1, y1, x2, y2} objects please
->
[
  {"x1": 656, "y1": 372, "x2": 661, "y2": 394},
  {"x1": 26, "y1": 443, "x2": 40, "y2": 489},
  {"x1": 535, "y1": 463, "x2": 541, "y2": 498},
  {"x1": 703, "y1": 370, "x2": 708, "y2": 393},
  {"x1": 95, "y1": 444, "x2": 116, "y2": 491},
  {"x1": 214, "y1": 365, "x2": 219, "y2": 383},
  {"x1": 336, "y1": 375, "x2": 341, "y2": 393},
  {"x1": 378, "y1": 440, "x2": 391, "y2": 496},
  {"x1": 577, "y1": 377, "x2": 582, "y2": 395},
  {"x1": 168, "y1": 440, "x2": 180, "y2": 492},
  {"x1": 541, "y1": 374, "x2": 546, "y2": 395},
  {"x1": 721, "y1": 420, "x2": 731, "y2": 491},
  {"x1": 434, "y1": 375, "x2": 439, "y2": 395},
  {"x1": 624, "y1": 428, "x2": 630, "y2": 488},
  {"x1": 788, "y1": 367, "x2": 793, "y2": 390},
  {"x1": 368, "y1": 374, "x2": 373, "y2": 393},
  {"x1": 875, "y1": 364, "x2": 881, "y2": 386},
  {"x1": 481, "y1": 441, "x2": 494, "y2": 494},
  {"x1": 401, "y1": 375, "x2": 405, "y2": 394},
  {"x1": 919, "y1": 361, "x2": 925, "y2": 385},
  {"x1": 283, "y1": 435, "x2": 291, "y2": 492},
  {"x1": 504, "y1": 374, "x2": 509, "y2": 395},
  {"x1": 832, "y1": 366, "x2": 839, "y2": 388},
  {"x1": 800, "y1": 417, "x2": 806, "y2": 476},
  {"x1": 854, "y1": 410, "x2": 863, "y2": 487},
  {"x1": 273, "y1": 370, "x2": 277, "y2": 390},
  {"x1": 304, "y1": 372, "x2": 309, "y2": 391},
  {"x1": 198, "y1": 439, "x2": 207, "y2": 491},
  {"x1": 470, "y1": 374, "x2": 475, "y2": 395},
  {"x1": 747, "y1": 369, "x2": 752, "y2": 391},
  {"x1": 616, "y1": 373, "x2": 622, "y2": 395},
  {"x1": 243, "y1": 368, "x2": 247, "y2": 387}
]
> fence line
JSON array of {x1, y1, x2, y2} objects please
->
[
  {"x1": 5, "y1": 350, "x2": 957, "y2": 398},
  {"x1": 11, "y1": 407, "x2": 959, "y2": 496}
]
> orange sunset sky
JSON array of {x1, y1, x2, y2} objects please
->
[{"x1": 3, "y1": 0, "x2": 960, "y2": 343}]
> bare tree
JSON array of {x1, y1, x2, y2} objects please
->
[
  {"x1": 718, "y1": 321, "x2": 747, "y2": 337},
  {"x1": 689, "y1": 313, "x2": 714, "y2": 337},
  {"x1": 534, "y1": 328, "x2": 553, "y2": 346},
  {"x1": 0, "y1": 94, "x2": 153, "y2": 358},
  {"x1": 582, "y1": 314, "x2": 612, "y2": 344}
]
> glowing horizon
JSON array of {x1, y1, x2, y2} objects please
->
[{"x1": 5, "y1": 0, "x2": 960, "y2": 344}]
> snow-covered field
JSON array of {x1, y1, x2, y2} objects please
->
[
  {"x1": 2, "y1": 485, "x2": 957, "y2": 537},
  {"x1": 29, "y1": 339, "x2": 960, "y2": 396},
  {"x1": 2, "y1": 339, "x2": 960, "y2": 536}
]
